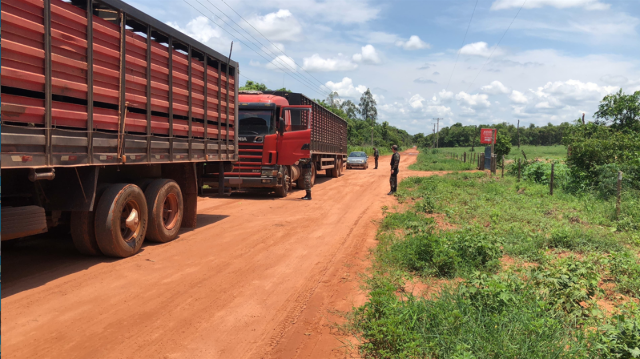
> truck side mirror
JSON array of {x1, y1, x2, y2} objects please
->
[{"x1": 279, "y1": 118, "x2": 285, "y2": 134}]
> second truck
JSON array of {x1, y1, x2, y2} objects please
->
[{"x1": 204, "y1": 91, "x2": 348, "y2": 196}]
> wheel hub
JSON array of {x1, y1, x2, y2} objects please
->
[{"x1": 162, "y1": 193, "x2": 179, "y2": 230}]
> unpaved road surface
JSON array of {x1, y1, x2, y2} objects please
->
[{"x1": 2, "y1": 149, "x2": 422, "y2": 359}]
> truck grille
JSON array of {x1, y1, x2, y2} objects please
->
[{"x1": 227, "y1": 142, "x2": 263, "y2": 176}]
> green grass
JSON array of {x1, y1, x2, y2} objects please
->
[
  {"x1": 435, "y1": 145, "x2": 568, "y2": 162},
  {"x1": 408, "y1": 149, "x2": 476, "y2": 171},
  {"x1": 345, "y1": 164, "x2": 640, "y2": 358}
]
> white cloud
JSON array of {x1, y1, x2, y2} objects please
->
[
  {"x1": 409, "y1": 94, "x2": 425, "y2": 109},
  {"x1": 395, "y1": 35, "x2": 430, "y2": 50},
  {"x1": 510, "y1": 90, "x2": 529, "y2": 104},
  {"x1": 247, "y1": 10, "x2": 302, "y2": 42},
  {"x1": 302, "y1": 54, "x2": 358, "y2": 72},
  {"x1": 167, "y1": 16, "x2": 227, "y2": 49},
  {"x1": 455, "y1": 92, "x2": 491, "y2": 108},
  {"x1": 481, "y1": 80, "x2": 510, "y2": 94},
  {"x1": 438, "y1": 89, "x2": 454, "y2": 102},
  {"x1": 459, "y1": 42, "x2": 503, "y2": 57},
  {"x1": 491, "y1": 0, "x2": 610, "y2": 11},
  {"x1": 352, "y1": 44, "x2": 381, "y2": 64},
  {"x1": 325, "y1": 77, "x2": 367, "y2": 98},
  {"x1": 414, "y1": 77, "x2": 437, "y2": 84},
  {"x1": 265, "y1": 55, "x2": 297, "y2": 72}
]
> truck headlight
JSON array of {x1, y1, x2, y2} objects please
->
[{"x1": 261, "y1": 169, "x2": 278, "y2": 176}]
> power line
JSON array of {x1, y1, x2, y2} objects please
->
[
  {"x1": 466, "y1": 0, "x2": 527, "y2": 93},
  {"x1": 445, "y1": 0, "x2": 479, "y2": 91},
  {"x1": 218, "y1": 0, "x2": 333, "y2": 94},
  {"x1": 182, "y1": 0, "x2": 329, "y2": 98},
  {"x1": 201, "y1": 0, "x2": 326, "y2": 94}
]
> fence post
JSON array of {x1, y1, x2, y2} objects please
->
[
  {"x1": 501, "y1": 155, "x2": 504, "y2": 178},
  {"x1": 616, "y1": 171, "x2": 623, "y2": 219},
  {"x1": 550, "y1": 163, "x2": 555, "y2": 195},
  {"x1": 517, "y1": 159, "x2": 521, "y2": 182}
]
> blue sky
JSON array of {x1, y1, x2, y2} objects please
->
[{"x1": 127, "y1": 0, "x2": 640, "y2": 134}]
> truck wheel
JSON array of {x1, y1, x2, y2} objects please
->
[
  {"x1": 326, "y1": 168, "x2": 333, "y2": 177},
  {"x1": 144, "y1": 179, "x2": 184, "y2": 243},
  {"x1": 70, "y1": 211, "x2": 101, "y2": 255},
  {"x1": 95, "y1": 183, "x2": 148, "y2": 258},
  {"x1": 70, "y1": 183, "x2": 110, "y2": 256},
  {"x1": 274, "y1": 167, "x2": 290, "y2": 198},
  {"x1": 331, "y1": 160, "x2": 340, "y2": 178}
]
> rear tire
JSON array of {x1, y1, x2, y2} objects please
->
[
  {"x1": 70, "y1": 183, "x2": 110, "y2": 256},
  {"x1": 145, "y1": 179, "x2": 184, "y2": 243},
  {"x1": 95, "y1": 184, "x2": 148, "y2": 258},
  {"x1": 275, "y1": 167, "x2": 290, "y2": 198},
  {"x1": 326, "y1": 168, "x2": 333, "y2": 177},
  {"x1": 70, "y1": 211, "x2": 101, "y2": 255},
  {"x1": 331, "y1": 160, "x2": 340, "y2": 178}
]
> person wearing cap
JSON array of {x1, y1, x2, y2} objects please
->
[
  {"x1": 373, "y1": 147, "x2": 379, "y2": 169},
  {"x1": 389, "y1": 145, "x2": 400, "y2": 195}
]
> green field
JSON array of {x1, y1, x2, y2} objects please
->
[
  {"x1": 434, "y1": 144, "x2": 567, "y2": 162},
  {"x1": 408, "y1": 149, "x2": 476, "y2": 171},
  {"x1": 345, "y1": 157, "x2": 640, "y2": 358}
]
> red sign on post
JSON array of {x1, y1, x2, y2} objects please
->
[{"x1": 480, "y1": 128, "x2": 496, "y2": 144}]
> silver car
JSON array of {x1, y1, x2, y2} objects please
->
[{"x1": 346, "y1": 151, "x2": 369, "y2": 169}]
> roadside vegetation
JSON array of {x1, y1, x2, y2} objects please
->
[
  {"x1": 408, "y1": 149, "x2": 476, "y2": 171},
  {"x1": 344, "y1": 91, "x2": 640, "y2": 358}
]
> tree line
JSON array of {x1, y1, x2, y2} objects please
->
[{"x1": 413, "y1": 121, "x2": 572, "y2": 149}]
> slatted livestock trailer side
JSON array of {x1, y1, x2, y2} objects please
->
[{"x1": 1, "y1": 0, "x2": 238, "y2": 257}]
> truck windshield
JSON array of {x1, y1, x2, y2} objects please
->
[{"x1": 239, "y1": 110, "x2": 275, "y2": 135}]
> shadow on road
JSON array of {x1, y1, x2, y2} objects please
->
[{"x1": 2, "y1": 213, "x2": 230, "y2": 298}]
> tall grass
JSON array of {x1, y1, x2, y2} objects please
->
[{"x1": 346, "y1": 168, "x2": 640, "y2": 358}]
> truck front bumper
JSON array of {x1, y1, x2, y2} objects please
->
[{"x1": 205, "y1": 176, "x2": 279, "y2": 188}]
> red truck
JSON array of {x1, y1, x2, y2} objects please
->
[
  {"x1": 203, "y1": 91, "x2": 347, "y2": 196},
  {"x1": 1, "y1": 0, "x2": 238, "y2": 257}
]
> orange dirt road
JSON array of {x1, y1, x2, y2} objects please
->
[{"x1": 2, "y1": 149, "x2": 422, "y2": 359}]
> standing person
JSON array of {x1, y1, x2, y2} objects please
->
[
  {"x1": 300, "y1": 158, "x2": 312, "y2": 200},
  {"x1": 388, "y1": 145, "x2": 400, "y2": 195},
  {"x1": 373, "y1": 147, "x2": 379, "y2": 169}
]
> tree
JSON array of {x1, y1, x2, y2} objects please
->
[
  {"x1": 340, "y1": 100, "x2": 359, "y2": 119},
  {"x1": 494, "y1": 131, "x2": 512, "y2": 163},
  {"x1": 594, "y1": 89, "x2": 640, "y2": 131},
  {"x1": 239, "y1": 80, "x2": 268, "y2": 92},
  {"x1": 358, "y1": 89, "x2": 377, "y2": 123},
  {"x1": 274, "y1": 87, "x2": 291, "y2": 93}
]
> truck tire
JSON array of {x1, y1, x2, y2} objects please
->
[
  {"x1": 274, "y1": 167, "x2": 290, "y2": 198},
  {"x1": 70, "y1": 183, "x2": 110, "y2": 256},
  {"x1": 144, "y1": 179, "x2": 184, "y2": 243},
  {"x1": 331, "y1": 160, "x2": 340, "y2": 178},
  {"x1": 95, "y1": 183, "x2": 148, "y2": 258},
  {"x1": 70, "y1": 211, "x2": 101, "y2": 255},
  {"x1": 326, "y1": 168, "x2": 333, "y2": 177}
]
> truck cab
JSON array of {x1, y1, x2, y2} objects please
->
[{"x1": 203, "y1": 91, "x2": 347, "y2": 197}]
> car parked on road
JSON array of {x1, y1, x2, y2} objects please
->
[{"x1": 346, "y1": 151, "x2": 369, "y2": 169}]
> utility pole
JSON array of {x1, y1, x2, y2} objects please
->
[
  {"x1": 434, "y1": 118, "x2": 441, "y2": 148},
  {"x1": 517, "y1": 119, "x2": 520, "y2": 149},
  {"x1": 432, "y1": 124, "x2": 436, "y2": 148}
]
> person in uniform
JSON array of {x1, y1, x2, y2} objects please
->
[
  {"x1": 300, "y1": 158, "x2": 312, "y2": 200},
  {"x1": 388, "y1": 145, "x2": 400, "y2": 195},
  {"x1": 373, "y1": 147, "x2": 379, "y2": 169}
]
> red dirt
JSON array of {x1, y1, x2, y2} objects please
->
[{"x1": 2, "y1": 150, "x2": 431, "y2": 359}]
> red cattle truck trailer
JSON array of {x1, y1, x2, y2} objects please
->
[
  {"x1": 1, "y1": 0, "x2": 238, "y2": 257},
  {"x1": 203, "y1": 91, "x2": 347, "y2": 197}
]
